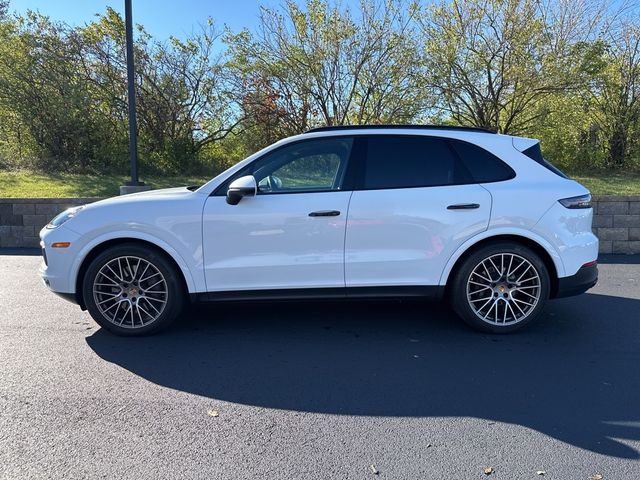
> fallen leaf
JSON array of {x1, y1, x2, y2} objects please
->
[
  {"x1": 536, "y1": 471, "x2": 546, "y2": 476},
  {"x1": 484, "y1": 467, "x2": 494, "y2": 475},
  {"x1": 207, "y1": 410, "x2": 219, "y2": 417},
  {"x1": 370, "y1": 465, "x2": 379, "y2": 475},
  {"x1": 591, "y1": 475, "x2": 603, "y2": 480}
]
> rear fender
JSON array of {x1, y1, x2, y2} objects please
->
[{"x1": 438, "y1": 228, "x2": 565, "y2": 286}]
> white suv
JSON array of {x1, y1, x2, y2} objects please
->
[{"x1": 39, "y1": 125, "x2": 598, "y2": 335}]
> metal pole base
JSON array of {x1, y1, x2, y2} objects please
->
[{"x1": 119, "y1": 184, "x2": 153, "y2": 195}]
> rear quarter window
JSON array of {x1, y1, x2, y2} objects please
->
[{"x1": 449, "y1": 140, "x2": 515, "y2": 183}]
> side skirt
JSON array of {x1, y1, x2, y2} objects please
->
[{"x1": 190, "y1": 286, "x2": 445, "y2": 304}]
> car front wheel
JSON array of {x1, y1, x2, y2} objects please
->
[
  {"x1": 82, "y1": 243, "x2": 184, "y2": 336},
  {"x1": 450, "y1": 242, "x2": 551, "y2": 333}
]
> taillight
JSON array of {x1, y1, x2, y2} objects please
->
[{"x1": 559, "y1": 194, "x2": 591, "y2": 209}]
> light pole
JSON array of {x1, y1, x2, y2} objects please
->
[
  {"x1": 120, "y1": 0, "x2": 150, "y2": 194},
  {"x1": 125, "y1": 0, "x2": 139, "y2": 186}
]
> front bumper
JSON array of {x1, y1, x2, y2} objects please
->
[
  {"x1": 555, "y1": 262, "x2": 598, "y2": 298},
  {"x1": 39, "y1": 224, "x2": 82, "y2": 295}
]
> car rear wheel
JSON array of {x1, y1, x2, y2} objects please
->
[
  {"x1": 82, "y1": 243, "x2": 184, "y2": 336},
  {"x1": 450, "y1": 242, "x2": 550, "y2": 333}
]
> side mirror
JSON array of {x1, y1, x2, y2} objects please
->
[{"x1": 226, "y1": 175, "x2": 257, "y2": 205}]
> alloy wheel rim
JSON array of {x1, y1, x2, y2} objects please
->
[
  {"x1": 466, "y1": 253, "x2": 541, "y2": 326},
  {"x1": 93, "y1": 256, "x2": 168, "y2": 329}
]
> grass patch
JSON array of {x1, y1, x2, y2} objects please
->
[
  {"x1": 0, "y1": 170, "x2": 639, "y2": 197},
  {"x1": 570, "y1": 172, "x2": 640, "y2": 196},
  {"x1": 0, "y1": 172, "x2": 210, "y2": 198}
]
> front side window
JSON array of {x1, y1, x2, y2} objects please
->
[
  {"x1": 363, "y1": 135, "x2": 472, "y2": 189},
  {"x1": 251, "y1": 137, "x2": 353, "y2": 194}
]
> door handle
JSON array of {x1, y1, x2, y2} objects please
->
[
  {"x1": 447, "y1": 203, "x2": 480, "y2": 210},
  {"x1": 309, "y1": 210, "x2": 341, "y2": 217}
]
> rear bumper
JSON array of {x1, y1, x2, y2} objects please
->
[{"x1": 555, "y1": 263, "x2": 598, "y2": 298}]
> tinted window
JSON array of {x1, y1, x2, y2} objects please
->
[
  {"x1": 522, "y1": 142, "x2": 568, "y2": 179},
  {"x1": 450, "y1": 140, "x2": 515, "y2": 183},
  {"x1": 250, "y1": 138, "x2": 353, "y2": 194},
  {"x1": 363, "y1": 135, "x2": 472, "y2": 189}
]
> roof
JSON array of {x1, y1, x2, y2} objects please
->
[{"x1": 305, "y1": 124, "x2": 497, "y2": 134}]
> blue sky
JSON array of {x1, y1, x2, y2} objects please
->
[
  {"x1": 8, "y1": 0, "x2": 282, "y2": 38},
  {"x1": 7, "y1": 0, "x2": 361, "y2": 38}
]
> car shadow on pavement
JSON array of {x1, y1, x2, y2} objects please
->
[{"x1": 86, "y1": 292, "x2": 640, "y2": 459}]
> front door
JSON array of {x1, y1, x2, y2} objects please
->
[{"x1": 202, "y1": 137, "x2": 354, "y2": 293}]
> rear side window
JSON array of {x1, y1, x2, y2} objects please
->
[
  {"x1": 363, "y1": 135, "x2": 472, "y2": 189},
  {"x1": 450, "y1": 140, "x2": 515, "y2": 183},
  {"x1": 522, "y1": 142, "x2": 568, "y2": 179}
]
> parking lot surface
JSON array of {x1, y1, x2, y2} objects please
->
[{"x1": 1, "y1": 253, "x2": 639, "y2": 479}]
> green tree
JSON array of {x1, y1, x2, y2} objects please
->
[
  {"x1": 419, "y1": 0, "x2": 608, "y2": 134},
  {"x1": 1, "y1": 0, "x2": 639, "y2": 176},
  {"x1": 0, "y1": 11, "x2": 113, "y2": 171},
  {"x1": 78, "y1": 8, "x2": 237, "y2": 173},
  {"x1": 590, "y1": 23, "x2": 640, "y2": 168},
  {"x1": 226, "y1": 0, "x2": 425, "y2": 150}
]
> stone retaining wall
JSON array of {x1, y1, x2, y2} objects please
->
[
  {"x1": 0, "y1": 198, "x2": 102, "y2": 248},
  {"x1": 591, "y1": 196, "x2": 640, "y2": 254},
  {"x1": 1, "y1": 195, "x2": 640, "y2": 253}
]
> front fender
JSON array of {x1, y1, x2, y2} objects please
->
[{"x1": 70, "y1": 230, "x2": 203, "y2": 294}]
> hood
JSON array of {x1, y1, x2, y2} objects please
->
[{"x1": 85, "y1": 186, "x2": 198, "y2": 209}]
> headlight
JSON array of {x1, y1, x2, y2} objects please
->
[{"x1": 47, "y1": 206, "x2": 84, "y2": 228}]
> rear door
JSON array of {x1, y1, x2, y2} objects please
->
[{"x1": 344, "y1": 134, "x2": 492, "y2": 287}]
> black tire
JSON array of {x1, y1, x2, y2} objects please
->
[
  {"x1": 82, "y1": 243, "x2": 185, "y2": 336},
  {"x1": 449, "y1": 242, "x2": 551, "y2": 333}
]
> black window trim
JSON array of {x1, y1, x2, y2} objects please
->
[
  {"x1": 349, "y1": 134, "x2": 516, "y2": 192},
  {"x1": 212, "y1": 135, "x2": 359, "y2": 196}
]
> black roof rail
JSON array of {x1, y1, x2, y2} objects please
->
[{"x1": 305, "y1": 124, "x2": 497, "y2": 134}]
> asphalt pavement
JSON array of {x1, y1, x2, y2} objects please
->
[{"x1": 1, "y1": 253, "x2": 639, "y2": 479}]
